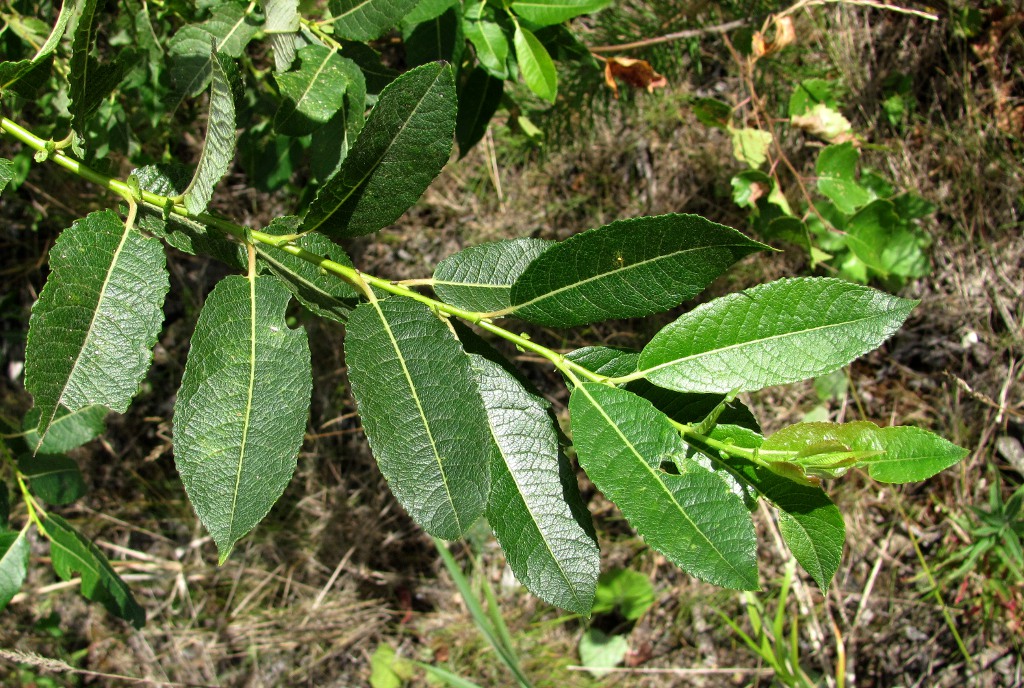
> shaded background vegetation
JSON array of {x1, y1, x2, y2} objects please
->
[{"x1": 1, "y1": 0, "x2": 1021, "y2": 685}]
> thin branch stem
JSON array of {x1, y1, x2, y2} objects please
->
[{"x1": 589, "y1": 18, "x2": 749, "y2": 53}]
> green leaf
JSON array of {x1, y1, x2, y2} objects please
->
[
  {"x1": 731, "y1": 170, "x2": 772, "y2": 209},
  {"x1": 692, "y1": 97, "x2": 732, "y2": 129},
  {"x1": 134, "y1": 164, "x2": 247, "y2": 270},
  {"x1": 591, "y1": 568, "x2": 655, "y2": 620},
  {"x1": 456, "y1": 68, "x2": 504, "y2": 157},
  {"x1": 433, "y1": 238, "x2": 552, "y2": 313},
  {"x1": 471, "y1": 354, "x2": 599, "y2": 615},
  {"x1": 858, "y1": 426, "x2": 969, "y2": 483},
  {"x1": 302, "y1": 62, "x2": 456, "y2": 238},
  {"x1": 18, "y1": 454, "x2": 87, "y2": 505},
  {"x1": 569, "y1": 383, "x2": 758, "y2": 589},
  {"x1": 25, "y1": 210, "x2": 169, "y2": 441},
  {"x1": 173, "y1": 275, "x2": 312, "y2": 562},
  {"x1": 730, "y1": 126, "x2": 773, "y2": 168},
  {"x1": 578, "y1": 628, "x2": 628, "y2": 678},
  {"x1": 21, "y1": 406, "x2": 107, "y2": 456},
  {"x1": 32, "y1": 0, "x2": 76, "y2": 61},
  {"x1": 1, "y1": 158, "x2": 15, "y2": 196},
  {"x1": 788, "y1": 78, "x2": 837, "y2": 117},
  {"x1": 845, "y1": 199, "x2": 928, "y2": 279},
  {"x1": 0, "y1": 528, "x2": 30, "y2": 610},
  {"x1": 816, "y1": 143, "x2": 871, "y2": 215},
  {"x1": 509, "y1": 214, "x2": 767, "y2": 327},
  {"x1": 68, "y1": 0, "x2": 134, "y2": 132},
  {"x1": 43, "y1": 513, "x2": 145, "y2": 627},
  {"x1": 328, "y1": 0, "x2": 420, "y2": 40},
  {"x1": 256, "y1": 217, "x2": 360, "y2": 322},
  {"x1": 345, "y1": 299, "x2": 492, "y2": 539},
  {"x1": 512, "y1": 0, "x2": 611, "y2": 27},
  {"x1": 565, "y1": 346, "x2": 641, "y2": 379},
  {"x1": 184, "y1": 53, "x2": 239, "y2": 215},
  {"x1": 264, "y1": 0, "x2": 301, "y2": 33},
  {"x1": 405, "y1": 8, "x2": 464, "y2": 67},
  {"x1": 513, "y1": 25, "x2": 556, "y2": 102},
  {"x1": 463, "y1": 6, "x2": 509, "y2": 78},
  {"x1": 274, "y1": 45, "x2": 357, "y2": 137},
  {"x1": 403, "y1": 0, "x2": 459, "y2": 26},
  {"x1": 638, "y1": 277, "x2": 917, "y2": 394},
  {"x1": 169, "y1": 3, "x2": 260, "y2": 97}
]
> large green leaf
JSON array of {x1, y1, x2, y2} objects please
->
[
  {"x1": 569, "y1": 383, "x2": 758, "y2": 589},
  {"x1": 816, "y1": 143, "x2": 870, "y2": 215},
  {"x1": 274, "y1": 45, "x2": 358, "y2": 137},
  {"x1": 32, "y1": 0, "x2": 76, "y2": 61},
  {"x1": 456, "y1": 68, "x2": 504, "y2": 157},
  {"x1": 184, "y1": 53, "x2": 239, "y2": 215},
  {"x1": 302, "y1": 62, "x2": 456, "y2": 238},
  {"x1": 344, "y1": 299, "x2": 492, "y2": 539},
  {"x1": 511, "y1": 0, "x2": 610, "y2": 27},
  {"x1": 513, "y1": 24, "x2": 556, "y2": 102},
  {"x1": 509, "y1": 214, "x2": 766, "y2": 327},
  {"x1": 861, "y1": 426, "x2": 968, "y2": 483},
  {"x1": 43, "y1": 513, "x2": 145, "y2": 627},
  {"x1": 405, "y1": 7, "x2": 464, "y2": 67},
  {"x1": 168, "y1": 3, "x2": 260, "y2": 97},
  {"x1": 173, "y1": 276, "x2": 312, "y2": 562},
  {"x1": 18, "y1": 454, "x2": 87, "y2": 505},
  {"x1": 22, "y1": 405, "x2": 107, "y2": 455},
  {"x1": 68, "y1": 0, "x2": 134, "y2": 132},
  {"x1": 0, "y1": 528, "x2": 30, "y2": 610},
  {"x1": 25, "y1": 210, "x2": 169, "y2": 442},
  {"x1": 471, "y1": 354, "x2": 599, "y2": 615},
  {"x1": 256, "y1": 216, "x2": 360, "y2": 322},
  {"x1": 264, "y1": 0, "x2": 302, "y2": 70},
  {"x1": 433, "y1": 238, "x2": 552, "y2": 313},
  {"x1": 638, "y1": 277, "x2": 917, "y2": 394},
  {"x1": 328, "y1": 0, "x2": 420, "y2": 40}
]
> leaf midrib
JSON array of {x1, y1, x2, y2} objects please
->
[
  {"x1": 640, "y1": 309, "x2": 897, "y2": 379},
  {"x1": 227, "y1": 276, "x2": 260, "y2": 543},
  {"x1": 304, "y1": 67, "x2": 445, "y2": 233},
  {"x1": 577, "y1": 384, "x2": 749, "y2": 583},
  {"x1": 279, "y1": 48, "x2": 341, "y2": 130},
  {"x1": 512, "y1": 241, "x2": 754, "y2": 315}
]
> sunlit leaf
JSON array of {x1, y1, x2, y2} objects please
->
[
  {"x1": 184, "y1": 53, "x2": 239, "y2": 215},
  {"x1": 514, "y1": 25, "x2": 556, "y2": 103},
  {"x1": 0, "y1": 528, "x2": 30, "y2": 610},
  {"x1": 433, "y1": 238, "x2": 552, "y2": 313},
  {"x1": 328, "y1": 0, "x2": 420, "y2": 40}
]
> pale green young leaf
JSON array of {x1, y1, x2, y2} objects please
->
[
  {"x1": 456, "y1": 68, "x2": 504, "y2": 157},
  {"x1": 22, "y1": 406, "x2": 107, "y2": 456},
  {"x1": 511, "y1": 0, "x2": 611, "y2": 27},
  {"x1": 730, "y1": 127, "x2": 773, "y2": 168},
  {"x1": 859, "y1": 426, "x2": 969, "y2": 483},
  {"x1": 0, "y1": 528, "x2": 31, "y2": 610},
  {"x1": 433, "y1": 238, "x2": 552, "y2": 313},
  {"x1": 514, "y1": 25, "x2": 556, "y2": 102},
  {"x1": 638, "y1": 277, "x2": 917, "y2": 394},
  {"x1": 845, "y1": 199, "x2": 914, "y2": 278},
  {"x1": 592, "y1": 568, "x2": 655, "y2": 620},
  {"x1": 18, "y1": 454, "x2": 86, "y2": 505},
  {"x1": 256, "y1": 217, "x2": 360, "y2": 322},
  {"x1": 173, "y1": 276, "x2": 312, "y2": 562},
  {"x1": 263, "y1": 0, "x2": 300, "y2": 33},
  {"x1": 274, "y1": 45, "x2": 355, "y2": 137},
  {"x1": 569, "y1": 383, "x2": 759, "y2": 589},
  {"x1": 463, "y1": 6, "x2": 509, "y2": 78},
  {"x1": 816, "y1": 142, "x2": 871, "y2": 215},
  {"x1": 134, "y1": 164, "x2": 247, "y2": 270},
  {"x1": 43, "y1": 513, "x2": 145, "y2": 627},
  {"x1": 328, "y1": 0, "x2": 421, "y2": 40},
  {"x1": 510, "y1": 214, "x2": 767, "y2": 327},
  {"x1": 579, "y1": 628, "x2": 628, "y2": 678},
  {"x1": 184, "y1": 53, "x2": 239, "y2": 215},
  {"x1": 169, "y1": 3, "x2": 260, "y2": 97},
  {"x1": 302, "y1": 62, "x2": 456, "y2": 238},
  {"x1": 25, "y1": 210, "x2": 169, "y2": 441},
  {"x1": 345, "y1": 300, "x2": 491, "y2": 539},
  {"x1": 471, "y1": 354, "x2": 599, "y2": 615}
]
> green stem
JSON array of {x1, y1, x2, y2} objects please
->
[{"x1": 1, "y1": 116, "x2": 610, "y2": 386}]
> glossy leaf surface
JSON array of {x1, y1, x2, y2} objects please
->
[
  {"x1": 174, "y1": 276, "x2": 312, "y2": 562},
  {"x1": 25, "y1": 210, "x2": 169, "y2": 441},
  {"x1": 511, "y1": 0, "x2": 610, "y2": 26},
  {"x1": 0, "y1": 528, "x2": 30, "y2": 610},
  {"x1": 345, "y1": 299, "x2": 491, "y2": 539},
  {"x1": 329, "y1": 0, "x2": 420, "y2": 40},
  {"x1": 569, "y1": 384, "x2": 758, "y2": 589},
  {"x1": 513, "y1": 25, "x2": 556, "y2": 102},
  {"x1": 434, "y1": 238, "x2": 552, "y2": 313},
  {"x1": 639, "y1": 277, "x2": 916, "y2": 394},
  {"x1": 510, "y1": 214, "x2": 766, "y2": 327},
  {"x1": 472, "y1": 355, "x2": 599, "y2": 615},
  {"x1": 44, "y1": 513, "x2": 145, "y2": 627},
  {"x1": 302, "y1": 62, "x2": 456, "y2": 238}
]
